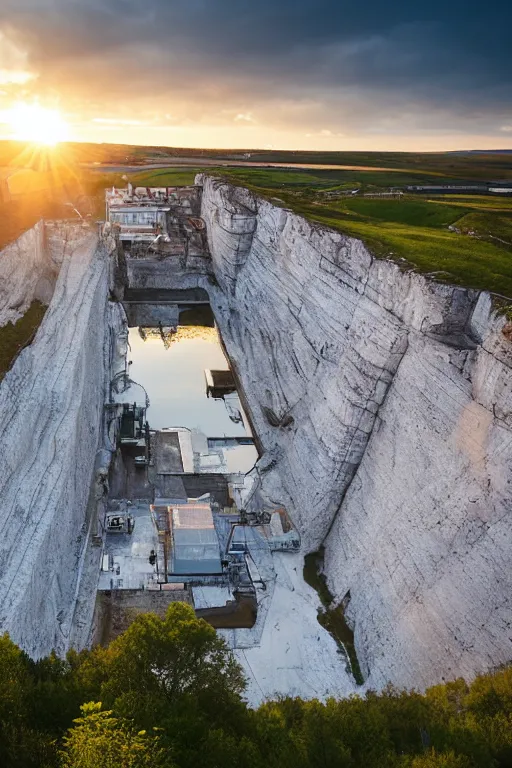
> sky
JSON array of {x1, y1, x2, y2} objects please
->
[{"x1": 0, "y1": 0, "x2": 511, "y2": 151}]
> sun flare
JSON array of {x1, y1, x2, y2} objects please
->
[{"x1": 5, "y1": 103, "x2": 69, "y2": 145}]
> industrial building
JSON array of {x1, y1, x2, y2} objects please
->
[
  {"x1": 105, "y1": 185, "x2": 209, "y2": 260},
  {"x1": 108, "y1": 205, "x2": 170, "y2": 242},
  {"x1": 170, "y1": 498, "x2": 223, "y2": 575}
]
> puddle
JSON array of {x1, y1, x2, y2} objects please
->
[{"x1": 128, "y1": 326, "x2": 246, "y2": 434}]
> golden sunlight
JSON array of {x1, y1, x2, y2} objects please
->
[{"x1": 5, "y1": 103, "x2": 70, "y2": 145}]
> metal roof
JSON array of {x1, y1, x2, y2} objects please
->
[
  {"x1": 170, "y1": 502, "x2": 222, "y2": 574},
  {"x1": 172, "y1": 502, "x2": 214, "y2": 530}
]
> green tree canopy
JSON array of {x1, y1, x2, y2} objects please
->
[
  {"x1": 100, "y1": 602, "x2": 245, "y2": 714},
  {"x1": 0, "y1": 607, "x2": 511, "y2": 768},
  {"x1": 60, "y1": 702, "x2": 167, "y2": 768},
  {"x1": 96, "y1": 602, "x2": 248, "y2": 765}
]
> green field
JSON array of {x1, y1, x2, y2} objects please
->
[
  {"x1": 214, "y1": 166, "x2": 471, "y2": 190},
  {"x1": 129, "y1": 168, "x2": 199, "y2": 186},
  {"x1": 343, "y1": 197, "x2": 468, "y2": 227},
  {"x1": 212, "y1": 169, "x2": 512, "y2": 298},
  {"x1": 80, "y1": 153, "x2": 512, "y2": 299},
  {"x1": 429, "y1": 194, "x2": 512, "y2": 211},
  {"x1": 288, "y1": 198, "x2": 512, "y2": 296}
]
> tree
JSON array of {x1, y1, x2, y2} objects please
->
[
  {"x1": 402, "y1": 749, "x2": 473, "y2": 768},
  {"x1": 98, "y1": 602, "x2": 248, "y2": 765},
  {"x1": 0, "y1": 633, "x2": 56, "y2": 767},
  {"x1": 60, "y1": 702, "x2": 167, "y2": 768},
  {"x1": 101, "y1": 602, "x2": 245, "y2": 709}
]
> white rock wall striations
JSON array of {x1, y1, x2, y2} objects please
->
[
  {"x1": 199, "y1": 175, "x2": 512, "y2": 691},
  {"x1": 0, "y1": 220, "x2": 91, "y2": 326},
  {"x1": 0, "y1": 231, "x2": 113, "y2": 657}
]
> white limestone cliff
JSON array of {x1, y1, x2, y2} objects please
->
[
  {"x1": 0, "y1": 228, "x2": 118, "y2": 657},
  {"x1": 0, "y1": 219, "x2": 91, "y2": 325},
  {"x1": 198, "y1": 175, "x2": 512, "y2": 691}
]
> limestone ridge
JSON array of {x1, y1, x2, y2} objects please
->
[
  {"x1": 198, "y1": 175, "x2": 512, "y2": 692},
  {"x1": 0, "y1": 224, "x2": 118, "y2": 657}
]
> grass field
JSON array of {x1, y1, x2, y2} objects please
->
[
  {"x1": 285, "y1": 197, "x2": 512, "y2": 296},
  {"x1": 212, "y1": 170, "x2": 512, "y2": 298},
  {"x1": 224, "y1": 150, "x2": 512, "y2": 181},
  {"x1": 86, "y1": 157, "x2": 512, "y2": 299},
  {"x1": 214, "y1": 166, "x2": 470, "y2": 191},
  {"x1": 342, "y1": 197, "x2": 468, "y2": 227},
  {"x1": 429, "y1": 194, "x2": 512, "y2": 211},
  {"x1": 129, "y1": 168, "x2": 199, "y2": 186}
]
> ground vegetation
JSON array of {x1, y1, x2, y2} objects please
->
[
  {"x1": 0, "y1": 300, "x2": 46, "y2": 379},
  {"x1": 0, "y1": 603, "x2": 510, "y2": 768}
]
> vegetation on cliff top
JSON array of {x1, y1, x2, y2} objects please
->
[
  {"x1": 1, "y1": 601, "x2": 511, "y2": 768},
  {"x1": 85, "y1": 157, "x2": 512, "y2": 297},
  {"x1": 213, "y1": 168, "x2": 512, "y2": 298},
  {"x1": 0, "y1": 300, "x2": 46, "y2": 379}
]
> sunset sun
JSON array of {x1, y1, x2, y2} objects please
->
[{"x1": 5, "y1": 103, "x2": 69, "y2": 145}]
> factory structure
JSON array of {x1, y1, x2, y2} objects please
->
[{"x1": 105, "y1": 184, "x2": 209, "y2": 262}]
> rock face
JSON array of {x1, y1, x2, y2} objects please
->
[
  {"x1": 0, "y1": 230, "x2": 115, "y2": 657},
  {"x1": 199, "y1": 176, "x2": 512, "y2": 691},
  {"x1": 0, "y1": 219, "x2": 91, "y2": 325}
]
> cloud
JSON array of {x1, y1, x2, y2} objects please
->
[
  {"x1": 234, "y1": 112, "x2": 255, "y2": 123},
  {"x1": 0, "y1": 69, "x2": 34, "y2": 85},
  {"x1": 0, "y1": 29, "x2": 35, "y2": 85},
  {"x1": 0, "y1": 0, "x2": 510, "y2": 146},
  {"x1": 92, "y1": 117, "x2": 145, "y2": 125}
]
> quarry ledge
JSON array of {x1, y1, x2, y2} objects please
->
[{"x1": 208, "y1": 173, "x2": 512, "y2": 302}]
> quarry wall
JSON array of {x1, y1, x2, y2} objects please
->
[
  {"x1": 0, "y1": 219, "x2": 91, "y2": 326},
  {"x1": 1, "y1": 180, "x2": 509, "y2": 691},
  {"x1": 0, "y1": 227, "x2": 116, "y2": 657},
  {"x1": 199, "y1": 175, "x2": 512, "y2": 691}
]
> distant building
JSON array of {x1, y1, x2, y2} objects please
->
[
  {"x1": 108, "y1": 204, "x2": 170, "y2": 242},
  {"x1": 363, "y1": 191, "x2": 403, "y2": 199},
  {"x1": 406, "y1": 185, "x2": 488, "y2": 193}
]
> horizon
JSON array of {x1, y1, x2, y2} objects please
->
[
  {"x1": 0, "y1": 1, "x2": 511, "y2": 152},
  {"x1": 2, "y1": 137, "x2": 512, "y2": 156}
]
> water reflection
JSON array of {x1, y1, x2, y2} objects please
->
[{"x1": 128, "y1": 326, "x2": 250, "y2": 438}]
